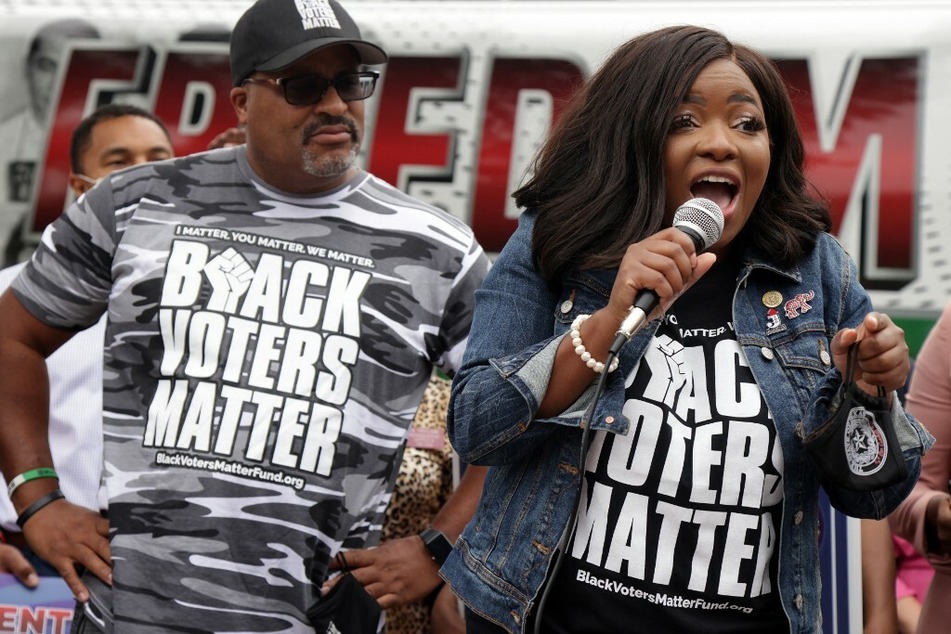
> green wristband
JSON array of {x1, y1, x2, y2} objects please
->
[{"x1": 6, "y1": 467, "x2": 58, "y2": 498}]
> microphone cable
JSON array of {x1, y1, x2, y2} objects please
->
[{"x1": 532, "y1": 345, "x2": 619, "y2": 634}]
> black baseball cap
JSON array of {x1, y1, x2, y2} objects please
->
[{"x1": 230, "y1": 0, "x2": 387, "y2": 86}]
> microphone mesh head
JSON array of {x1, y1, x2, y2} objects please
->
[{"x1": 673, "y1": 198, "x2": 724, "y2": 251}]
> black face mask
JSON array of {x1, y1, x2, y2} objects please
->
[
  {"x1": 307, "y1": 553, "x2": 382, "y2": 634},
  {"x1": 802, "y1": 342, "x2": 907, "y2": 491}
]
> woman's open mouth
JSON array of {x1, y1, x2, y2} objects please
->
[{"x1": 690, "y1": 174, "x2": 738, "y2": 215}]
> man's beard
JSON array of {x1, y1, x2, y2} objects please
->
[
  {"x1": 302, "y1": 145, "x2": 359, "y2": 177},
  {"x1": 301, "y1": 115, "x2": 361, "y2": 178}
]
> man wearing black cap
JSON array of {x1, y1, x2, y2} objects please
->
[{"x1": 0, "y1": 0, "x2": 490, "y2": 631}]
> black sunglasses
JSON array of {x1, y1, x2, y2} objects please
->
[{"x1": 243, "y1": 71, "x2": 380, "y2": 106}]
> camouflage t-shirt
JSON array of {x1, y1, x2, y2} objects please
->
[{"x1": 12, "y1": 147, "x2": 489, "y2": 633}]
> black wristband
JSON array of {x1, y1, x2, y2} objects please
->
[
  {"x1": 420, "y1": 528, "x2": 453, "y2": 566},
  {"x1": 16, "y1": 489, "x2": 65, "y2": 528}
]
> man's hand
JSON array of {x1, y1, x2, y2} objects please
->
[
  {"x1": 22, "y1": 500, "x2": 110, "y2": 602},
  {"x1": 322, "y1": 536, "x2": 441, "y2": 609},
  {"x1": 207, "y1": 127, "x2": 246, "y2": 150},
  {"x1": 0, "y1": 543, "x2": 39, "y2": 588}
]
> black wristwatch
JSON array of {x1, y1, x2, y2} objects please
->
[{"x1": 419, "y1": 527, "x2": 453, "y2": 565}]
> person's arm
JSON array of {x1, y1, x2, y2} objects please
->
[
  {"x1": 429, "y1": 464, "x2": 487, "y2": 542},
  {"x1": 429, "y1": 582, "x2": 466, "y2": 634},
  {"x1": 0, "y1": 290, "x2": 111, "y2": 602},
  {"x1": 860, "y1": 519, "x2": 899, "y2": 633},
  {"x1": 449, "y1": 212, "x2": 716, "y2": 465},
  {"x1": 889, "y1": 301, "x2": 951, "y2": 564},
  {"x1": 322, "y1": 465, "x2": 488, "y2": 608}
]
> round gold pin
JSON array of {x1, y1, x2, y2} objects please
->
[{"x1": 762, "y1": 291, "x2": 783, "y2": 308}]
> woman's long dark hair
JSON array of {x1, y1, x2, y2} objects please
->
[{"x1": 517, "y1": 26, "x2": 831, "y2": 286}]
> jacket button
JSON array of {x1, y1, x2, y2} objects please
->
[
  {"x1": 794, "y1": 511, "x2": 803, "y2": 525},
  {"x1": 820, "y1": 350, "x2": 831, "y2": 366},
  {"x1": 794, "y1": 594, "x2": 804, "y2": 610},
  {"x1": 605, "y1": 416, "x2": 615, "y2": 424},
  {"x1": 560, "y1": 300, "x2": 573, "y2": 313},
  {"x1": 761, "y1": 347, "x2": 774, "y2": 360}
]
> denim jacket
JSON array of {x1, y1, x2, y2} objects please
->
[{"x1": 443, "y1": 210, "x2": 933, "y2": 634}]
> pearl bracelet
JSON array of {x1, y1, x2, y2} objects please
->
[{"x1": 570, "y1": 314, "x2": 620, "y2": 374}]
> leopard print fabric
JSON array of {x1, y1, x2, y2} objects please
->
[{"x1": 382, "y1": 373, "x2": 454, "y2": 633}]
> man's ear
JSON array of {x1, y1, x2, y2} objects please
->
[
  {"x1": 230, "y1": 87, "x2": 249, "y2": 125},
  {"x1": 68, "y1": 173, "x2": 92, "y2": 197}
]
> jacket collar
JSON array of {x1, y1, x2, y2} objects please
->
[{"x1": 740, "y1": 244, "x2": 803, "y2": 285}]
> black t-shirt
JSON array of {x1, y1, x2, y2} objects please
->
[{"x1": 541, "y1": 257, "x2": 789, "y2": 633}]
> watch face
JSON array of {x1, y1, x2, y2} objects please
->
[{"x1": 422, "y1": 528, "x2": 453, "y2": 565}]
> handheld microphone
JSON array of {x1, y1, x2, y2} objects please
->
[{"x1": 610, "y1": 198, "x2": 724, "y2": 353}]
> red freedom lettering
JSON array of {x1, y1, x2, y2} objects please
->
[{"x1": 29, "y1": 48, "x2": 919, "y2": 290}]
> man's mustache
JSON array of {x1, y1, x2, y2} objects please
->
[{"x1": 301, "y1": 116, "x2": 358, "y2": 143}]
